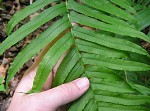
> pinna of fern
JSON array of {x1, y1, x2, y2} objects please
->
[
  {"x1": 0, "y1": 77, "x2": 4, "y2": 92},
  {"x1": 0, "y1": 0, "x2": 150, "y2": 110}
]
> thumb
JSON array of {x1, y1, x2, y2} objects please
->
[{"x1": 36, "y1": 77, "x2": 89, "y2": 110}]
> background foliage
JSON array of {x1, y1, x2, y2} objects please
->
[{"x1": 0, "y1": 0, "x2": 150, "y2": 110}]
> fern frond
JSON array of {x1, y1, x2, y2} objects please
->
[
  {"x1": 31, "y1": 32, "x2": 74, "y2": 92},
  {"x1": 0, "y1": 0, "x2": 150, "y2": 110},
  {"x1": 0, "y1": 3, "x2": 66, "y2": 55},
  {"x1": 69, "y1": 66, "x2": 150, "y2": 111},
  {"x1": 6, "y1": 17, "x2": 71, "y2": 89},
  {"x1": 137, "y1": 7, "x2": 150, "y2": 30},
  {"x1": 6, "y1": 0, "x2": 57, "y2": 35}
]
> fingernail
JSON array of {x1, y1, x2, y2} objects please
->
[{"x1": 74, "y1": 77, "x2": 89, "y2": 90}]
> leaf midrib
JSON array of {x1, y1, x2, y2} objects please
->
[{"x1": 66, "y1": 2, "x2": 99, "y2": 110}]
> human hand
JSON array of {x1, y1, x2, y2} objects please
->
[{"x1": 8, "y1": 51, "x2": 89, "y2": 111}]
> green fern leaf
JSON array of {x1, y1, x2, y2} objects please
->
[
  {"x1": 137, "y1": 8, "x2": 150, "y2": 30},
  {"x1": 70, "y1": 11, "x2": 150, "y2": 43},
  {"x1": 6, "y1": 17, "x2": 71, "y2": 90},
  {"x1": 0, "y1": 0, "x2": 150, "y2": 110},
  {"x1": 73, "y1": 26, "x2": 149, "y2": 56},
  {"x1": 0, "y1": 77, "x2": 4, "y2": 92},
  {"x1": 31, "y1": 32, "x2": 74, "y2": 92},
  {"x1": 6, "y1": 0, "x2": 57, "y2": 35},
  {"x1": 0, "y1": 3, "x2": 66, "y2": 55}
]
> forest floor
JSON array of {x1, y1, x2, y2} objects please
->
[
  {"x1": 0, "y1": 0, "x2": 42, "y2": 110},
  {"x1": 0, "y1": 0, "x2": 150, "y2": 111}
]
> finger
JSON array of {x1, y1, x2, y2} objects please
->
[
  {"x1": 15, "y1": 67, "x2": 37, "y2": 93},
  {"x1": 42, "y1": 72, "x2": 54, "y2": 91},
  {"x1": 16, "y1": 45, "x2": 50, "y2": 93},
  {"x1": 35, "y1": 77, "x2": 89, "y2": 110},
  {"x1": 42, "y1": 51, "x2": 67, "y2": 91},
  {"x1": 52, "y1": 51, "x2": 67, "y2": 76}
]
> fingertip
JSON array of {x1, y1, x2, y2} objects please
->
[{"x1": 72, "y1": 77, "x2": 90, "y2": 91}]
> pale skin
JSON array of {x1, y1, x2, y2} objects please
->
[{"x1": 7, "y1": 49, "x2": 90, "y2": 111}]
